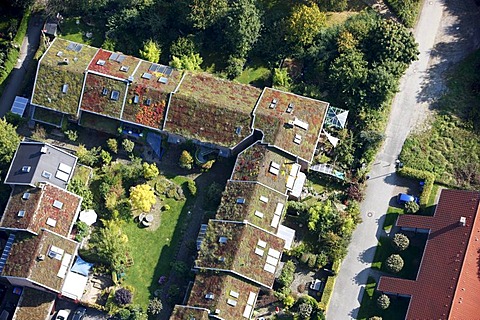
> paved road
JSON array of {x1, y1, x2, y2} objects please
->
[
  {"x1": 326, "y1": 0, "x2": 480, "y2": 319},
  {"x1": 0, "y1": 15, "x2": 42, "y2": 117}
]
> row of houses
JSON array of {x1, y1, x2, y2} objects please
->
[{"x1": 0, "y1": 141, "x2": 93, "y2": 320}]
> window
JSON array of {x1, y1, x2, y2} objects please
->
[
  {"x1": 21, "y1": 166, "x2": 31, "y2": 173},
  {"x1": 53, "y1": 200, "x2": 64, "y2": 209},
  {"x1": 41, "y1": 171, "x2": 52, "y2": 179}
]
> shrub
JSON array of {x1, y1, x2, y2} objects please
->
[
  {"x1": 369, "y1": 317, "x2": 383, "y2": 320},
  {"x1": 64, "y1": 130, "x2": 78, "y2": 142},
  {"x1": 283, "y1": 294, "x2": 295, "y2": 309},
  {"x1": 31, "y1": 124, "x2": 46, "y2": 141},
  {"x1": 278, "y1": 260, "x2": 295, "y2": 287},
  {"x1": 115, "y1": 288, "x2": 133, "y2": 305},
  {"x1": 225, "y1": 56, "x2": 245, "y2": 79},
  {"x1": 186, "y1": 179, "x2": 197, "y2": 196},
  {"x1": 316, "y1": 252, "x2": 329, "y2": 269},
  {"x1": 392, "y1": 233, "x2": 409, "y2": 251},
  {"x1": 162, "y1": 204, "x2": 170, "y2": 211},
  {"x1": 101, "y1": 150, "x2": 112, "y2": 165},
  {"x1": 147, "y1": 297, "x2": 163, "y2": 315},
  {"x1": 75, "y1": 221, "x2": 90, "y2": 241},
  {"x1": 200, "y1": 159, "x2": 215, "y2": 171},
  {"x1": 384, "y1": 0, "x2": 420, "y2": 27},
  {"x1": 298, "y1": 303, "x2": 313, "y2": 319},
  {"x1": 405, "y1": 200, "x2": 419, "y2": 213},
  {"x1": 179, "y1": 150, "x2": 193, "y2": 169},
  {"x1": 376, "y1": 294, "x2": 390, "y2": 310},
  {"x1": 122, "y1": 139, "x2": 135, "y2": 153},
  {"x1": 77, "y1": 145, "x2": 101, "y2": 166},
  {"x1": 347, "y1": 181, "x2": 364, "y2": 202},
  {"x1": 107, "y1": 138, "x2": 118, "y2": 153},
  {"x1": 167, "y1": 284, "x2": 180, "y2": 302},
  {"x1": 385, "y1": 254, "x2": 404, "y2": 273},
  {"x1": 115, "y1": 309, "x2": 131, "y2": 320},
  {"x1": 142, "y1": 162, "x2": 159, "y2": 180}
]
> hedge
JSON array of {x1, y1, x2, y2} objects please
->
[
  {"x1": 13, "y1": 7, "x2": 31, "y2": 45},
  {"x1": 384, "y1": 0, "x2": 421, "y2": 28},
  {"x1": 319, "y1": 260, "x2": 341, "y2": 310},
  {"x1": 397, "y1": 167, "x2": 435, "y2": 208}
]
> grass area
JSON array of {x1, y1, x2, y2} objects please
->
[
  {"x1": 235, "y1": 66, "x2": 271, "y2": 87},
  {"x1": 59, "y1": 17, "x2": 104, "y2": 47},
  {"x1": 400, "y1": 50, "x2": 480, "y2": 189},
  {"x1": 121, "y1": 176, "x2": 192, "y2": 307},
  {"x1": 422, "y1": 183, "x2": 439, "y2": 216},
  {"x1": 357, "y1": 276, "x2": 409, "y2": 320},
  {"x1": 383, "y1": 207, "x2": 403, "y2": 231},
  {"x1": 325, "y1": 11, "x2": 358, "y2": 27},
  {"x1": 371, "y1": 236, "x2": 422, "y2": 280}
]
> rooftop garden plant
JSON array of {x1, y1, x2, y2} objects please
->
[
  {"x1": 88, "y1": 49, "x2": 140, "y2": 79},
  {"x1": 122, "y1": 83, "x2": 166, "y2": 129},
  {"x1": 80, "y1": 73, "x2": 127, "y2": 118}
]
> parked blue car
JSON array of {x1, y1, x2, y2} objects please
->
[{"x1": 397, "y1": 193, "x2": 419, "y2": 205}]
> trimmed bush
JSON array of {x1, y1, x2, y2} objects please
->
[
  {"x1": 115, "y1": 288, "x2": 133, "y2": 305},
  {"x1": 186, "y1": 179, "x2": 197, "y2": 196},
  {"x1": 397, "y1": 167, "x2": 435, "y2": 208},
  {"x1": 147, "y1": 298, "x2": 163, "y2": 315},
  {"x1": 392, "y1": 233, "x2": 410, "y2": 251},
  {"x1": 278, "y1": 260, "x2": 295, "y2": 287},
  {"x1": 376, "y1": 294, "x2": 390, "y2": 310},
  {"x1": 405, "y1": 200, "x2": 419, "y2": 213},
  {"x1": 385, "y1": 254, "x2": 404, "y2": 273}
]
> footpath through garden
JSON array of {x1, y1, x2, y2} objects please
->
[{"x1": 327, "y1": 0, "x2": 480, "y2": 319}]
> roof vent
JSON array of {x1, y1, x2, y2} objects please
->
[
  {"x1": 40, "y1": 146, "x2": 48, "y2": 154},
  {"x1": 218, "y1": 256, "x2": 225, "y2": 263},
  {"x1": 214, "y1": 309, "x2": 220, "y2": 314},
  {"x1": 219, "y1": 237, "x2": 228, "y2": 244},
  {"x1": 459, "y1": 217, "x2": 466, "y2": 227},
  {"x1": 63, "y1": 58, "x2": 69, "y2": 65},
  {"x1": 53, "y1": 200, "x2": 64, "y2": 209},
  {"x1": 38, "y1": 182, "x2": 46, "y2": 190},
  {"x1": 22, "y1": 192, "x2": 30, "y2": 200},
  {"x1": 236, "y1": 198, "x2": 246, "y2": 204},
  {"x1": 17, "y1": 210, "x2": 25, "y2": 218},
  {"x1": 205, "y1": 293, "x2": 214, "y2": 300},
  {"x1": 21, "y1": 166, "x2": 31, "y2": 173},
  {"x1": 37, "y1": 254, "x2": 45, "y2": 261}
]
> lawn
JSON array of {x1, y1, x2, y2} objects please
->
[
  {"x1": 121, "y1": 176, "x2": 192, "y2": 307},
  {"x1": 383, "y1": 207, "x2": 403, "y2": 231},
  {"x1": 422, "y1": 183, "x2": 440, "y2": 216},
  {"x1": 325, "y1": 12, "x2": 358, "y2": 27},
  {"x1": 371, "y1": 236, "x2": 423, "y2": 280},
  {"x1": 59, "y1": 17, "x2": 104, "y2": 47},
  {"x1": 235, "y1": 66, "x2": 271, "y2": 87},
  {"x1": 357, "y1": 276, "x2": 409, "y2": 320}
]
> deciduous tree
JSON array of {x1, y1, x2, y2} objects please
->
[
  {"x1": 287, "y1": 2, "x2": 326, "y2": 46},
  {"x1": 139, "y1": 39, "x2": 161, "y2": 63},
  {"x1": 129, "y1": 184, "x2": 156, "y2": 212},
  {"x1": 0, "y1": 118, "x2": 20, "y2": 166},
  {"x1": 179, "y1": 150, "x2": 194, "y2": 169}
]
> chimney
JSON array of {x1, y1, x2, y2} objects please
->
[{"x1": 459, "y1": 217, "x2": 466, "y2": 227}]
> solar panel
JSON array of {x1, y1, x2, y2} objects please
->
[
  {"x1": 157, "y1": 65, "x2": 166, "y2": 74},
  {"x1": 74, "y1": 44, "x2": 83, "y2": 52},
  {"x1": 117, "y1": 55, "x2": 126, "y2": 62},
  {"x1": 66, "y1": 42, "x2": 76, "y2": 51},
  {"x1": 164, "y1": 67, "x2": 173, "y2": 76},
  {"x1": 109, "y1": 53, "x2": 119, "y2": 61},
  {"x1": 149, "y1": 64, "x2": 158, "y2": 72}
]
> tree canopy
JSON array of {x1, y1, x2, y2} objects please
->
[
  {"x1": 129, "y1": 184, "x2": 156, "y2": 212},
  {"x1": 139, "y1": 39, "x2": 161, "y2": 63},
  {"x1": 287, "y1": 2, "x2": 326, "y2": 46},
  {"x1": 0, "y1": 118, "x2": 20, "y2": 166}
]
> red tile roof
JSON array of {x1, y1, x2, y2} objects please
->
[{"x1": 378, "y1": 189, "x2": 480, "y2": 320}]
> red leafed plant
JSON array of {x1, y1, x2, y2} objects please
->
[{"x1": 135, "y1": 101, "x2": 165, "y2": 128}]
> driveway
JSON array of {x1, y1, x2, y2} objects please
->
[
  {"x1": 0, "y1": 14, "x2": 42, "y2": 116},
  {"x1": 327, "y1": 0, "x2": 480, "y2": 319},
  {"x1": 52, "y1": 299, "x2": 108, "y2": 320}
]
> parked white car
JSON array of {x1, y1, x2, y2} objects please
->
[{"x1": 55, "y1": 310, "x2": 70, "y2": 320}]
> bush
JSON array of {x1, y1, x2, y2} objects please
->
[
  {"x1": 122, "y1": 139, "x2": 135, "y2": 153},
  {"x1": 298, "y1": 302, "x2": 313, "y2": 319},
  {"x1": 384, "y1": 0, "x2": 420, "y2": 27},
  {"x1": 75, "y1": 221, "x2": 90, "y2": 242},
  {"x1": 376, "y1": 294, "x2": 390, "y2": 310},
  {"x1": 405, "y1": 200, "x2": 419, "y2": 213},
  {"x1": 392, "y1": 233, "x2": 409, "y2": 251},
  {"x1": 385, "y1": 254, "x2": 404, "y2": 273},
  {"x1": 179, "y1": 150, "x2": 193, "y2": 169},
  {"x1": 115, "y1": 308, "x2": 131, "y2": 320},
  {"x1": 283, "y1": 294, "x2": 295, "y2": 309},
  {"x1": 115, "y1": 288, "x2": 133, "y2": 305},
  {"x1": 101, "y1": 150, "x2": 112, "y2": 165},
  {"x1": 64, "y1": 130, "x2": 78, "y2": 142},
  {"x1": 186, "y1": 179, "x2": 197, "y2": 196},
  {"x1": 107, "y1": 139, "x2": 118, "y2": 153},
  {"x1": 31, "y1": 124, "x2": 46, "y2": 141},
  {"x1": 147, "y1": 298, "x2": 163, "y2": 315},
  {"x1": 77, "y1": 145, "x2": 101, "y2": 166},
  {"x1": 369, "y1": 317, "x2": 383, "y2": 320},
  {"x1": 278, "y1": 260, "x2": 295, "y2": 287},
  {"x1": 225, "y1": 56, "x2": 245, "y2": 79},
  {"x1": 142, "y1": 162, "x2": 159, "y2": 180}
]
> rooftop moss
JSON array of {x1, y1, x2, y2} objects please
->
[{"x1": 80, "y1": 73, "x2": 127, "y2": 118}]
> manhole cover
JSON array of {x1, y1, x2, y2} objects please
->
[{"x1": 367, "y1": 212, "x2": 373, "y2": 217}]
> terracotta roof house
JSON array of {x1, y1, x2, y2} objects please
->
[
  {"x1": 185, "y1": 273, "x2": 259, "y2": 320},
  {"x1": 0, "y1": 182, "x2": 82, "y2": 238},
  {"x1": 164, "y1": 72, "x2": 262, "y2": 152},
  {"x1": 169, "y1": 305, "x2": 210, "y2": 320},
  {"x1": 11, "y1": 287, "x2": 55, "y2": 320},
  {"x1": 216, "y1": 181, "x2": 287, "y2": 233},
  {"x1": 377, "y1": 189, "x2": 480, "y2": 320},
  {"x1": 1, "y1": 228, "x2": 78, "y2": 293},
  {"x1": 195, "y1": 220, "x2": 284, "y2": 288},
  {"x1": 252, "y1": 87, "x2": 329, "y2": 164},
  {"x1": 231, "y1": 142, "x2": 306, "y2": 198},
  {"x1": 4, "y1": 141, "x2": 77, "y2": 189}
]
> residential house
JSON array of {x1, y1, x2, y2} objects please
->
[
  {"x1": 377, "y1": 189, "x2": 480, "y2": 319},
  {"x1": 11, "y1": 287, "x2": 56, "y2": 320}
]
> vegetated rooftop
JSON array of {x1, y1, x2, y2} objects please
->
[
  {"x1": 169, "y1": 305, "x2": 209, "y2": 320},
  {"x1": 196, "y1": 220, "x2": 284, "y2": 288},
  {"x1": 0, "y1": 184, "x2": 81, "y2": 237},
  {"x1": 216, "y1": 181, "x2": 287, "y2": 233},
  {"x1": 88, "y1": 48, "x2": 140, "y2": 79},
  {"x1": 3, "y1": 229, "x2": 78, "y2": 292},
  {"x1": 253, "y1": 88, "x2": 328, "y2": 163},
  {"x1": 80, "y1": 73, "x2": 127, "y2": 118},
  {"x1": 231, "y1": 143, "x2": 293, "y2": 195},
  {"x1": 165, "y1": 72, "x2": 262, "y2": 148},
  {"x1": 32, "y1": 38, "x2": 98, "y2": 115},
  {"x1": 13, "y1": 287, "x2": 55, "y2": 320},
  {"x1": 187, "y1": 273, "x2": 259, "y2": 320}
]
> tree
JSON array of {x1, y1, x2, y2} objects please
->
[
  {"x1": 272, "y1": 68, "x2": 292, "y2": 90},
  {"x1": 179, "y1": 150, "x2": 194, "y2": 169},
  {"x1": 188, "y1": 0, "x2": 228, "y2": 30},
  {"x1": 225, "y1": 56, "x2": 245, "y2": 79},
  {"x1": 129, "y1": 184, "x2": 156, "y2": 212},
  {"x1": 107, "y1": 138, "x2": 118, "y2": 153},
  {"x1": 147, "y1": 298, "x2": 163, "y2": 315},
  {"x1": 122, "y1": 139, "x2": 135, "y2": 153},
  {"x1": 278, "y1": 260, "x2": 295, "y2": 287},
  {"x1": 170, "y1": 53, "x2": 203, "y2": 71},
  {"x1": 101, "y1": 150, "x2": 112, "y2": 165},
  {"x1": 77, "y1": 145, "x2": 101, "y2": 166},
  {"x1": 392, "y1": 233, "x2": 410, "y2": 251},
  {"x1": 405, "y1": 200, "x2": 419, "y2": 213},
  {"x1": 115, "y1": 288, "x2": 133, "y2": 305},
  {"x1": 0, "y1": 118, "x2": 20, "y2": 166},
  {"x1": 385, "y1": 254, "x2": 404, "y2": 273},
  {"x1": 88, "y1": 219, "x2": 129, "y2": 271},
  {"x1": 287, "y1": 2, "x2": 326, "y2": 46},
  {"x1": 142, "y1": 162, "x2": 159, "y2": 180},
  {"x1": 139, "y1": 40, "x2": 161, "y2": 63},
  {"x1": 376, "y1": 294, "x2": 390, "y2": 310},
  {"x1": 223, "y1": 0, "x2": 262, "y2": 59}
]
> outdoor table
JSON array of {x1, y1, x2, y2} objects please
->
[{"x1": 145, "y1": 214, "x2": 154, "y2": 222}]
